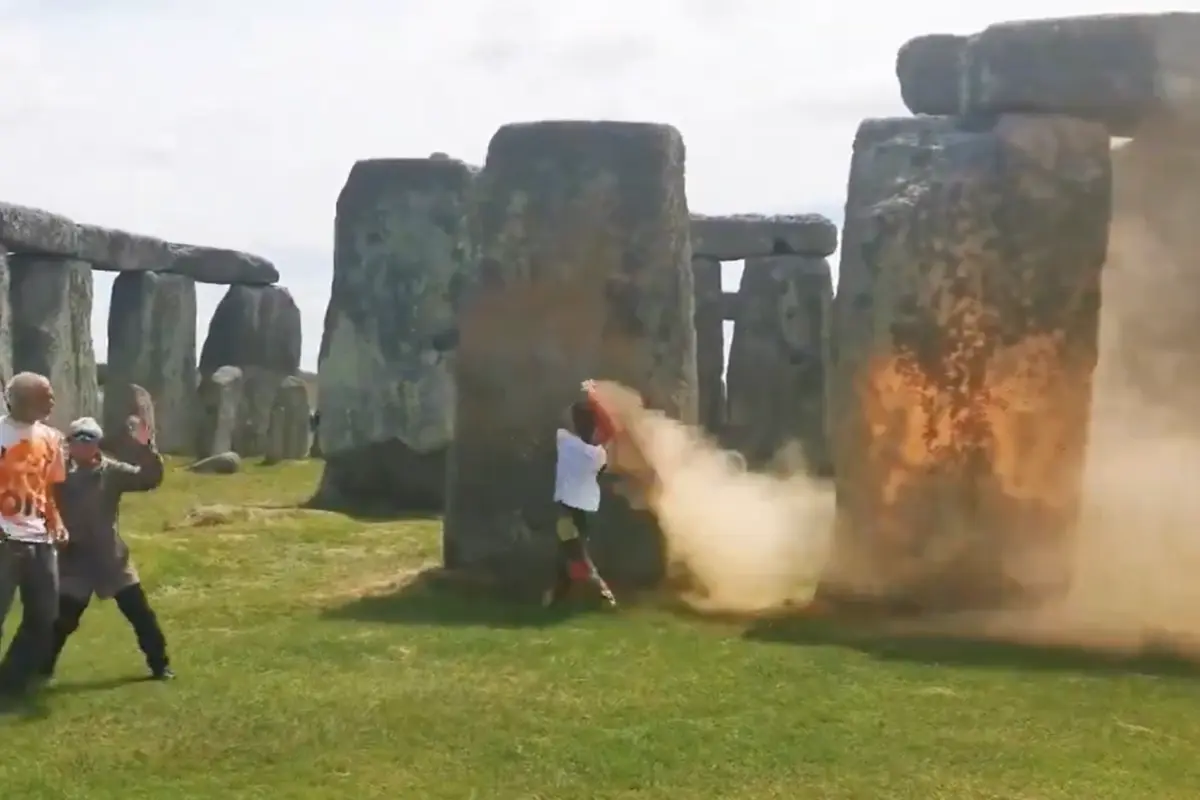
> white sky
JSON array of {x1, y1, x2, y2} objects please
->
[{"x1": 0, "y1": 0, "x2": 1193, "y2": 369}]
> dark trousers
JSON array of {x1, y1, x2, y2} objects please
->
[
  {"x1": 0, "y1": 540, "x2": 59, "y2": 692},
  {"x1": 44, "y1": 583, "x2": 169, "y2": 675},
  {"x1": 551, "y1": 504, "x2": 615, "y2": 604}
]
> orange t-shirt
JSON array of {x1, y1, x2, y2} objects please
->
[{"x1": 0, "y1": 417, "x2": 66, "y2": 542}]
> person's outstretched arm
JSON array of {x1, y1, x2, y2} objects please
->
[
  {"x1": 581, "y1": 380, "x2": 619, "y2": 445},
  {"x1": 108, "y1": 417, "x2": 165, "y2": 494},
  {"x1": 107, "y1": 444, "x2": 165, "y2": 494}
]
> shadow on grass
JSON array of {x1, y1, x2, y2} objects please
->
[
  {"x1": 0, "y1": 690, "x2": 49, "y2": 720},
  {"x1": 322, "y1": 568, "x2": 599, "y2": 629},
  {"x1": 744, "y1": 615, "x2": 1200, "y2": 679},
  {"x1": 51, "y1": 675, "x2": 153, "y2": 696},
  {"x1": 0, "y1": 675, "x2": 155, "y2": 717}
]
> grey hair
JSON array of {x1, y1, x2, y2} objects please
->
[{"x1": 5, "y1": 372, "x2": 50, "y2": 419}]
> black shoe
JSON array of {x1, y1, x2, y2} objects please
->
[{"x1": 150, "y1": 666, "x2": 174, "y2": 681}]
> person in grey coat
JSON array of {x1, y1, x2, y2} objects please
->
[{"x1": 39, "y1": 415, "x2": 173, "y2": 681}]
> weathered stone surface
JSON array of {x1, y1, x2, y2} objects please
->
[
  {"x1": 725, "y1": 255, "x2": 831, "y2": 476},
  {"x1": 445, "y1": 120, "x2": 696, "y2": 593},
  {"x1": 820, "y1": 114, "x2": 1110, "y2": 613},
  {"x1": 201, "y1": 285, "x2": 301, "y2": 374},
  {"x1": 194, "y1": 366, "x2": 244, "y2": 458},
  {"x1": 0, "y1": 254, "x2": 14, "y2": 393},
  {"x1": 106, "y1": 272, "x2": 197, "y2": 454},
  {"x1": 314, "y1": 156, "x2": 474, "y2": 513},
  {"x1": 75, "y1": 225, "x2": 170, "y2": 274},
  {"x1": 162, "y1": 244, "x2": 278, "y2": 286},
  {"x1": 188, "y1": 451, "x2": 241, "y2": 475},
  {"x1": 690, "y1": 213, "x2": 838, "y2": 259},
  {"x1": 692, "y1": 256, "x2": 725, "y2": 435},
  {"x1": 0, "y1": 202, "x2": 79, "y2": 256},
  {"x1": 199, "y1": 285, "x2": 302, "y2": 457},
  {"x1": 264, "y1": 376, "x2": 311, "y2": 463},
  {"x1": 1096, "y1": 122, "x2": 1200, "y2": 432},
  {"x1": 0, "y1": 202, "x2": 278, "y2": 284},
  {"x1": 961, "y1": 13, "x2": 1200, "y2": 137},
  {"x1": 720, "y1": 291, "x2": 739, "y2": 321},
  {"x1": 8, "y1": 256, "x2": 99, "y2": 430},
  {"x1": 896, "y1": 34, "x2": 966, "y2": 116}
]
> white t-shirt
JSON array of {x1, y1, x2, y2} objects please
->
[
  {"x1": 553, "y1": 428, "x2": 607, "y2": 512},
  {"x1": 0, "y1": 416, "x2": 67, "y2": 542}
]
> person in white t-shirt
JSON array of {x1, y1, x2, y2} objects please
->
[
  {"x1": 543, "y1": 390, "x2": 618, "y2": 609},
  {"x1": 0, "y1": 372, "x2": 68, "y2": 698}
]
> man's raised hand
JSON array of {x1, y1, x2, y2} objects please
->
[{"x1": 129, "y1": 416, "x2": 152, "y2": 446}]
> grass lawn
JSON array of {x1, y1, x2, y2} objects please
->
[{"x1": 3, "y1": 459, "x2": 1200, "y2": 798}]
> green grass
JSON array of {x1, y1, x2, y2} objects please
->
[{"x1": 3, "y1": 459, "x2": 1200, "y2": 798}]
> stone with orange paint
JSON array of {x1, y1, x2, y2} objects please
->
[
  {"x1": 444, "y1": 120, "x2": 697, "y2": 594},
  {"x1": 820, "y1": 113, "x2": 1110, "y2": 613}
]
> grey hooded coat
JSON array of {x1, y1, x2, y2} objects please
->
[{"x1": 53, "y1": 443, "x2": 164, "y2": 600}]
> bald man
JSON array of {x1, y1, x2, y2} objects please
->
[{"x1": 0, "y1": 373, "x2": 68, "y2": 697}]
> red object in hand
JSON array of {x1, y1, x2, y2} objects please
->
[
  {"x1": 584, "y1": 384, "x2": 619, "y2": 445},
  {"x1": 568, "y1": 559, "x2": 593, "y2": 582}
]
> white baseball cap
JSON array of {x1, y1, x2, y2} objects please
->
[{"x1": 67, "y1": 417, "x2": 104, "y2": 442}]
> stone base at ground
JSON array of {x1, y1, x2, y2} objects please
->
[{"x1": 314, "y1": 440, "x2": 446, "y2": 513}]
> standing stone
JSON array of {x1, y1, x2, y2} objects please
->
[
  {"x1": 198, "y1": 285, "x2": 301, "y2": 457},
  {"x1": 692, "y1": 256, "x2": 725, "y2": 435},
  {"x1": 8, "y1": 256, "x2": 98, "y2": 429},
  {"x1": 1095, "y1": 122, "x2": 1200, "y2": 435},
  {"x1": 106, "y1": 271, "x2": 197, "y2": 454},
  {"x1": 0, "y1": 253, "x2": 14, "y2": 403},
  {"x1": 195, "y1": 366, "x2": 244, "y2": 458},
  {"x1": 264, "y1": 375, "x2": 312, "y2": 463},
  {"x1": 819, "y1": 114, "x2": 1110, "y2": 613},
  {"x1": 445, "y1": 120, "x2": 696, "y2": 593},
  {"x1": 314, "y1": 156, "x2": 475, "y2": 512},
  {"x1": 725, "y1": 255, "x2": 832, "y2": 476}
]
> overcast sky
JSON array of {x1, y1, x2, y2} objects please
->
[{"x1": 0, "y1": 0, "x2": 1190, "y2": 370}]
